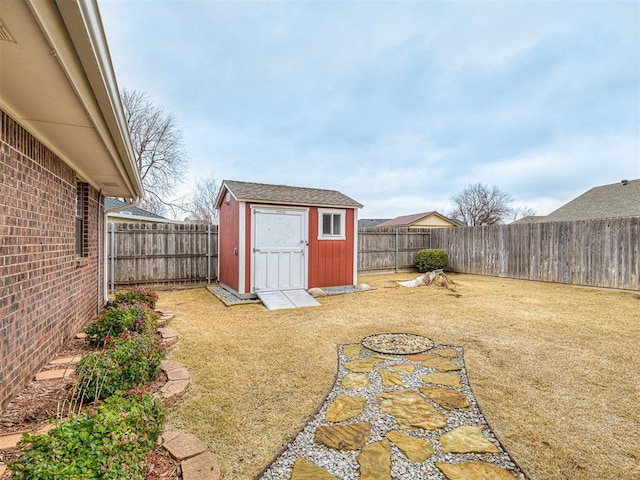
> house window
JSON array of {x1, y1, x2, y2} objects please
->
[
  {"x1": 75, "y1": 181, "x2": 89, "y2": 257},
  {"x1": 318, "y1": 208, "x2": 346, "y2": 240}
]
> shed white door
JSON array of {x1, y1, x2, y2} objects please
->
[{"x1": 252, "y1": 207, "x2": 307, "y2": 292}]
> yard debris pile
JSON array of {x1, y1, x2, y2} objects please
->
[{"x1": 398, "y1": 270, "x2": 455, "y2": 290}]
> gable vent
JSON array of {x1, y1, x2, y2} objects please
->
[{"x1": 0, "y1": 18, "x2": 16, "y2": 43}]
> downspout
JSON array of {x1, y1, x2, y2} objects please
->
[
  {"x1": 97, "y1": 191, "x2": 103, "y2": 314},
  {"x1": 103, "y1": 197, "x2": 142, "y2": 303}
]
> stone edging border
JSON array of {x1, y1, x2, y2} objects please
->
[{"x1": 155, "y1": 310, "x2": 221, "y2": 480}]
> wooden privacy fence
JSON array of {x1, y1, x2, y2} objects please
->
[
  {"x1": 430, "y1": 217, "x2": 640, "y2": 290},
  {"x1": 108, "y1": 218, "x2": 639, "y2": 291},
  {"x1": 357, "y1": 227, "x2": 431, "y2": 272},
  {"x1": 107, "y1": 223, "x2": 218, "y2": 289}
]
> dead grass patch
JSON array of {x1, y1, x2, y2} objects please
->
[{"x1": 158, "y1": 273, "x2": 640, "y2": 480}]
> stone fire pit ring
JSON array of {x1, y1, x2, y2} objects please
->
[{"x1": 361, "y1": 332, "x2": 434, "y2": 355}]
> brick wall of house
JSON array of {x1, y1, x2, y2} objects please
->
[{"x1": 0, "y1": 109, "x2": 104, "y2": 412}]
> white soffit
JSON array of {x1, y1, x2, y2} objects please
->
[{"x1": 0, "y1": 0, "x2": 142, "y2": 198}]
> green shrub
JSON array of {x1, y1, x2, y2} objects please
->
[
  {"x1": 76, "y1": 333, "x2": 163, "y2": 402},
  {"x1": 85, "y1": 306, "x2": 157, "y2": 347},
  {"x1": 112, "y1": 287, "x2": 159, "y2": 310},
  {"x1": 9, "y1": 393, "x2": 163, "y2": 480},
  {"x1": 415, "y1": 248, "x2": 449, "y2": 272}
]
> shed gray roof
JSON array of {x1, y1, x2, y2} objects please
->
[
  {"x1": 219, "y1": 180, "x2": 363, "y2": 208},
  {"x1": 544, "y1": 179, "x2": 640, "y2": 221}
]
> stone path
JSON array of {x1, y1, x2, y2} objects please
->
[{"x1": 259, "y1": 336, "x2": 527, "y2": 480}]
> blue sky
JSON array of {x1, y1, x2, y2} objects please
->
[{"x1": 100, "y1": 0, "x2": 640, "y2": 219}]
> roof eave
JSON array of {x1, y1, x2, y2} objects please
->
[{"x1": 23, "y1": 0, "x2": 143, "y2": 198}]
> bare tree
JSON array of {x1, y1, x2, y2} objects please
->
[
  {"x1": 184, "y1": 175, "x2": 220, "y2": 223},
  {"x1": 449, "y1": 183, "x2": 514, "y2": 226},
  {"x1": 121, "y1": 89, "x2": 187, "y2": 215},
  {"x1": 509, "y1": 206, "x2": 537, "y2": 222}
]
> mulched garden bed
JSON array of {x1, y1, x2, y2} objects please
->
[{"x1": 0, "y1": 334, "x2": 178, "y2": 480}]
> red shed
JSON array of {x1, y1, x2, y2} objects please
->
[{"x1": 215, "y1": 180, "x2": 363, "y2": 297}]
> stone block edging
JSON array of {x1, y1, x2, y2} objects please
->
[{"x1": 155, "y1": 312, "x2": 221, "y2": 480}]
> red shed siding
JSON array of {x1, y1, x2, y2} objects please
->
[
  {"x1": 1, "y1": 110, "x2": 103, "y2": 412},
  {"x1": 218, "y1": 189, "x2": 240, "y2": 291},
  {"x1": 308, "y1": 207, "x2": 355, "y2": 288}
]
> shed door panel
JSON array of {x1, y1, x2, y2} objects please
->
[{"x1": 253, "y1": 208, "x2": 306, "y2": 292}]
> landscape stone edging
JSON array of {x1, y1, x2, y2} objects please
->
[
  {"x1": 0, "y1": 309, "x2": 220, "y2": 480},
  {"x1": 155, "y1": 311, "x2": 221, "y2": 480}
]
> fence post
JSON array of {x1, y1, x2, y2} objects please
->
[
  {"x1": 395, "y1": 228, "x2": 399, "y2": 273},
  {"x1": 109, "y1": 222, "x2": 115, "y2": 293},
  {"x1": 207, "y1": 224, "x2": 211, "y2": 285}
]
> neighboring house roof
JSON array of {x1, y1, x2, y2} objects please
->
[
  {"x1": 216, "y1": 180, "x2": 363, "y2": 209},
  {"x1": 105, "y1": 198, "x2": 174, "y2": 222},
  {"x1": 0, "y1": 0, "x2": 142, "y2": 199},
  {"x1": 377, "y1": 211, "x2": 460, "y2": 228},
  {"x1": 359, "y1": 219, "x2": 391, "y2": 228},
  {"x1": 544, "y1": 179, "x2": 640, "y2": 222},
  {"x1": 511, "y1": 215, "x2": 546, "y2": 224}
]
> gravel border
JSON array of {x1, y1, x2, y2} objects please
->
[
  {"x1": 257, "y1": 339, "x2": 528, "y2": 480},
  {"x1": 207, "y1": 286, "x2": 261, "y2": 306}
]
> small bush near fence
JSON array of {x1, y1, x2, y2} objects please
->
[
  {"x1": 415, "y1": 248, "x2": 448, "y2": 272},
  {"x1": 9, "y1": 393, "x2": 163, "y2": 480},
  {"x1": 112, "y1": 287, "x2": 159, "y2": 310}
]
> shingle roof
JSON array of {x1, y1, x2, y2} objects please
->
[
  {"x1": 544, "y1": 179, "x2": 640, "y2": 221},
  {"x1": 105, "y1": 198, "x2": 168, "y2": 220},
  {"x1": 377, "y1": 211, "x2": 459, "y2": 227},
  {"x1": 358, "y1": 219, "x2": 391, "y2": 228},
  {"x1": 219, "y1": 180, "x2": 363, "y2": 208},
  {"x1": 511, "y1": 215, "x2": 546, "y2": 224}
]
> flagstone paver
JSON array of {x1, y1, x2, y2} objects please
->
[
  {"x1": 325, "y1": 394, "x2": 366, "y2": 422},
  {"x1": 291, "y1": 458, "x2": 337, "y2": 480},
  {"x1": 48, "y1": 355, "x2": 82, "y2": 365},
  {"x1": 436, "y1": 461, "x2": 517, "y2": 479},
  {"x1": 388, "y1": 363, "x2": 415, "y2": 374},
  {"x1": 421, "y1": 372, "x2": 462, "y2": 388},
  {"x1": 341, "y1": 373, "x2": 370, "y2": 389},
  {"x1": 34, "y1": 368, "x2": 74, "y2": 381},
  {"x1": 0, "y1": 432, "x2": 26, "y2": 450},
  {"x1": 357, "y1": 441, "x2": 392, "y2": 480},
  {"x1": 379, "y1": 368, "x2": 403, "y2": 386},
  {"x1": 420, "y1": 386, "x2": 470, "y2": 410},
  {"x1": 315, "y1": 422, "x2": 370, "y2": 450},
  {"x1": 406, "y1": 353, "x2": 437, "y2": 362},
  {"x1": 344, "y1": 358, "x2": 381, "y2": 373},
  {"x1": 259, "y1": 338, "x2": 526, "y2": 480},
  {"x1": 438, "y1": 426, "x2": 500, "y2": 454},
  {"x1": 343, "y1": 345, "x2": 362, "y2": 359},
  {"x1": 0, "y1": 464, "x2": 6, "y2": 476},
  {"x1": 432, "y1": 348, "x2": 458, "y2": 358},
  {"x1": 376, "y1": 389, "x2": 447, "y2": 430},
  {"x1": 421, "y1": 357, "x2": 462, "y2": 372},
  {"x1": 385, "y1": 430, "x2": 434, "y2": 462}
]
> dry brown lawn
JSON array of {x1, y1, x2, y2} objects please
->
[{"x1": 157, "y1": 273, "x2": 640, "y2": 480}]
